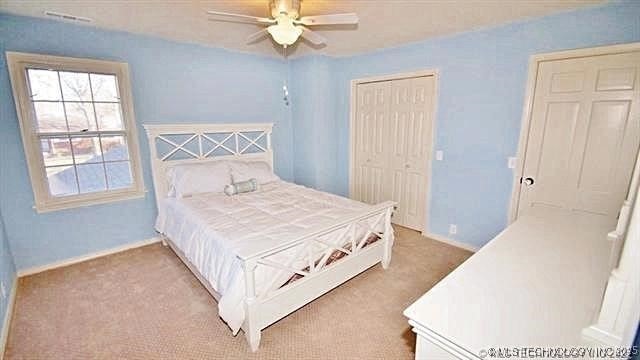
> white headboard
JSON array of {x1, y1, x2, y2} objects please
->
[{"x1": 143, "y1": 123, "x2": 273, "y2": 212}]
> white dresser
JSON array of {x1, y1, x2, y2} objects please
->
[{"x1": 404, "y1": 212, "x2": 613, "y2": 359}]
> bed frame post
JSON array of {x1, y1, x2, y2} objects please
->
[
  {"x1": 381, "y1": 207, "x2": 394, "y2": 269},
  {"x1": 242, "y1": 259, "x2": 261, "y2": 352}
]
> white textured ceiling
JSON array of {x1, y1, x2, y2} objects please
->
[{"x1": 1, "y1": 0, "x2": 605, "y2": 58}]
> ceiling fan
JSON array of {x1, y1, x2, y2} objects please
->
[{"x1": 206, "y1": 0, "x2": 358, "y2": 48}]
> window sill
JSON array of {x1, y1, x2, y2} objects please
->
[{"x1": 34, "y1": 189, "x2": 146, "y2": 213}]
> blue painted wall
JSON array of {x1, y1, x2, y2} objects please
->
[
  {"x1": 289, "y1": 56, "x2": 338, "y2": 192},
  {"x1": 290, "y1": 0, "x2": 640, "y2": 248},
  {"x1": 0, "y1": 14, "x2": 292, "y2": 270},
  {"x1": 0, "y1": 209, "x2": 16, "y2": 336}
]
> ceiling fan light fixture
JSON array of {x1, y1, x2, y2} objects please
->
[
  {"x1": 207, "y1": 1, "x2": 357, "y2": 51},
  {"x1": 267, "y1": 16, "x2": 302, "y2": 46}
]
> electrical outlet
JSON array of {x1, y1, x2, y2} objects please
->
[
  {"x1": 508, "y1": 157, "x2": 517, "y2": 169},
  {"x1": 449, "y1": 224, "x2": 457, "y2": 235},
  {"x1": 0, "y1": 281, "x2": 6, "y2": 300},
  {"x1": 435, "y1": 150, "x2": 444, "y2": 161}
]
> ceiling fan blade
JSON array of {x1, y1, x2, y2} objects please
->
[
  {"x1": 246, "y1": 29, "x2": 269, "y2": 44},
  {"x1": 297, "y1": 13, "x2": 358, "y2": 26},
  {"x1": 206, "y1": 10, "x2": 275, "y2": 24},
  {"x1": 299, "y1": 26, "x2": 327, "y2": 45}
]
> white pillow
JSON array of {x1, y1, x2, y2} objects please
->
[
  {"x1": 168, "y1": 161, "x2": 231, "y2": 198},
  {"x1": 229, "y1": 161, "x2": 279, "y2": 185}
]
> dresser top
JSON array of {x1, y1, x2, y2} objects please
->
[{"x1": 404, "y1": 211, "x2": 612, "y2": 356}]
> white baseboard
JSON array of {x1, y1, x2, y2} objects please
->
[
  {"x1": 17, "y1": 237, "x2": 161, "y2": 277},
  {"x1": 1, "y1": 279, "x2": 17, "y2": 360},
  {"x1": 421, "y1": 232, "x2": 479, "y2": 253}
]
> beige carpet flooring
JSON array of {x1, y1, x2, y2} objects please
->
[{"x1": 4, "y1": 226, "x2": 471, "y2": 360}]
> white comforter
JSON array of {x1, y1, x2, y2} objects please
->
[{"x1": 156, "y1": 181, "x2": 378, "y2": 334}]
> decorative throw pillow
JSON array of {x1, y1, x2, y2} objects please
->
[
  {"x1": 229, "y1": 161, "x2": 279, "y2": 184},
  {"x1": 168, "y1": 161, "x2": 231, "y2": 198},
  {"x1": 224, "y1": 178, "x2": 258, "y2": 196}
]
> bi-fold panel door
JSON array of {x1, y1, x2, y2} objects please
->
[
  {"x1": 353, "y1": 80, "x2": 389, "y2": 206},
  {"x1": 352, "y1": 75, "x2": 436, "y2": 231}
]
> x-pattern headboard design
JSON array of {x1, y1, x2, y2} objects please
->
[{"x1": 143, "y1": 123, "x2": 273, "y2": 211}]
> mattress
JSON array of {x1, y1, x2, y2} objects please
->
[{"x1": 155, "y1": 180, "x2": 384, "y2": 334}]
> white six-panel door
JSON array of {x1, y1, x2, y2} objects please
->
[
  {"x1": 517, "y1": 51, "x2": 640, "y2": 225},
  {"x1": 353, "y1": 75, "x2": 436, "y2": 231}
]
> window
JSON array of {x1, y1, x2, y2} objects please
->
[{"x1": 7, "y1": 52, "x2": 144, "y2": 212}]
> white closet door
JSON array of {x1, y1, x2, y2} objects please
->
[
  {"x1": 518, "y1": 51, "x2": 640, "y2": 224},
  {"x1": 353, "y1": 81, "x2": 390, "y2": 205},
  {"x1": 389, "y1": 78, "x2": 413, "y2": 226},
  {"x1": 389, "y1": 76, "x2": 434, "y2": 230},
  {"x1": 406, "y1": 77, "x2": 435, "y2": 229},
  {"x1": 353, "y1": 75, "x2": 435, "y2": 231}
]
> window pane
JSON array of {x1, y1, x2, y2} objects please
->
[
  {"x1": 41, "y1": 138, "x2": 74, "y2": 166},
  {"x1": 105, "y1": 161, "x2": 133, "y2": 190},
  {"x1": 77, "y1": 163, "x2": 107, "y2": 193},
  {"x1": 46, "y1": 165, "x2": 79, "y2": 196},
  {"x1": 27, "y1": 69, "x2": 61, "y2": 101},
  {"x1": 101, "y1": 136, "x2": 129, "y2": 161},
  {"x1": 60, "y1": 71, "x2": 92, "y2": 101},
  {"x1": 71, "y1": 136, "x2": 102, "y2": 164},
  {"x1": 33, "y1": 102, "x2": 67, "y2": 132},
  {"x1": 94, "y1": 103, "x2": 123, "y2": 130},
  {"x1": 90, "y1": 74, "x2": 119, "y2": 101},
  {"x1": 65, "y1": 102, "x2": 97, "y2": 132}
]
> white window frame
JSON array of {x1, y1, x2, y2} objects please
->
[{"x1": 6, "y1": 52, "x2": 145, "y2": 213}]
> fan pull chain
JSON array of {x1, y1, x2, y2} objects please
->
[{"x1": 282, "y1": 45, "x2": 290, "y2": 106}]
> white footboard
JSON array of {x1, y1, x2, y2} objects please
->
[{"x1": 240, "y1": 201, "x2": 396, "y2": 351}]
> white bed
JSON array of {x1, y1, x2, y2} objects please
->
[{"x1": 145, "y1": 123, "x2": 396, "y2": 351}]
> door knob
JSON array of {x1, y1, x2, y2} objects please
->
[{"x1": 522, "y1": 177, "x2": 535, "y2": 186}]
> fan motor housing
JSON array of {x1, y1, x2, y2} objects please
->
[{"x1": 270, "y1": 0, "x2": 301, "y2": 19}]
